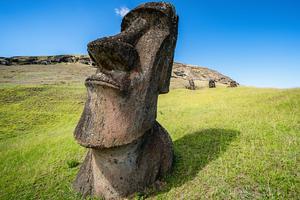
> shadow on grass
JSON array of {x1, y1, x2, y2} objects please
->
[{"x1": 153, "y1": 128, "x2": 240, "y2": 196}]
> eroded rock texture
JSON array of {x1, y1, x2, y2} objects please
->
[{"x1": 73, "y1": 2, "x2": 178, "y2": 199}]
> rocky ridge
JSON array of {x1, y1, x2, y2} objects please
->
[
  {"x1": 0, "y1": 55, "x2": 92, "y2": 66},
  {"x1": 172, "y1": 62, "x2": 237, "y2": 86}
]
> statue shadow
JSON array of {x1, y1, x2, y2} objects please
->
[{"x1": 150, "y1": 128, "x2": 240, "y2": 196}]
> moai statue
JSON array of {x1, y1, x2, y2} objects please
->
[
  {"x1": 209, "y1": 79, "x2": 216, "y2": 88},
  {"x1": 187, "y1": 79, "x2": 196, "y2": 90},
  {"x1": 73, "y1": 2, "x2": 178, "y2": 199},
  {"x1": 229, "y1": 81, "x2": 238, "y2": 87}
]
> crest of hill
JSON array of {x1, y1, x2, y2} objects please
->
[{"x1": 0, "y1": 55, "x2": 238, "y2": 87}]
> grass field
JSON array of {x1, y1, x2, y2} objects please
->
[{"x1": 0, "y1": 84, "x2": 299, "y2": 199}]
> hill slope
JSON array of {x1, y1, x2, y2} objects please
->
[
  {"x1": 0, "y1": 84, "x2": 299, "y2": 199},
  {"x1": 172, "y1": 62, "x2": 237, "y2": 89},
  {"x1": 0, "y1": 55, "x2": 237, "y2": 88}
]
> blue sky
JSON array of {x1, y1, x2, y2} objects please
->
[{"x1": 0, "y1": 0, "x2": 299, "y2": 88}]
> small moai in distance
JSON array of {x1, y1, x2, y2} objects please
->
[
  {"x1": 209, "y1": 79, "x2": 216, "y2": 88},
  {"x1": 73, "y1": 2, "x2": 178, "y2": 199},
  {"x1": 187, "y1": 79, "x2": 196, "y2": 90},
  {"x1": 229, "y1": 80, "x2": 238, "y2": 87}
]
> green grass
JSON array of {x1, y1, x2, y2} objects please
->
[{"x1": 0, "y1": 85, "x2": 299, "y2": 199}]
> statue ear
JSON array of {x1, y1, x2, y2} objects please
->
[
  {"x1": 158, "y1": 16, "x2": 179, "y2": 94},
  {"x1": 158, "y1": 49, "x2": 173, "y2": 94}
]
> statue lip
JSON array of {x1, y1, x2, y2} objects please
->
[{"x1": 85, "y1": 73, "x2": 121, "y2": 89}]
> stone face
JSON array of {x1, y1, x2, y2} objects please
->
[
  {"x1": 73, "y1": 2, "x2": 178, "y2": 199},
  {"x1": 209, "y1": 79, "x2": 216, "y2": 88},
  {"x1": 74, "y1": 2, "x2": 178, "y2": 148}
]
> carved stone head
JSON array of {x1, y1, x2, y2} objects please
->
[{"x1": 74, "y1": 2, "x2": 178, "y2": 148}]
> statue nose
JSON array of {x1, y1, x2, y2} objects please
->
[
  {"x1": 87, "y1": 36, "x2": 139, "y2": 71},
  {"x1": 87, "y1": 18, "x2": 148, "y2": 71}
]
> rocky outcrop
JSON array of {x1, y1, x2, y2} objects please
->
[
  {"x1": 172, "y1": 62, "x2": 237, "y2": 86},
  {"x1": 73, "y1": 2, "x2": 178, "y2": 199},
  {"x1": 0, "y1": 55, "x2": 92, "y2": 66}
]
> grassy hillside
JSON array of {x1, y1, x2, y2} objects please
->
[{"x1": 0, "y1": 84, "x2": 299, "y2": 199}]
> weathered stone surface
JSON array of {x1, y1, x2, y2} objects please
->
[
  {"x1": 209, "y1": 79, "x2": 216, "y2": 88},
  {"x1": 73, "y1": 2, "x2": 178, "y2": 199},
  {"x1": 74, "y1": 121, "x2": 173, "y2": 199},
  {"x1": 74, "y1": 2, "x2": 178, "y2": 148}
]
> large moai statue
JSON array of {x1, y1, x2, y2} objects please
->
[{"x1": 73, "y1": 2, "x2": 178, "y2": 199}]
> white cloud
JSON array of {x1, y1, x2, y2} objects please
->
[{"x1": 114, "y1": 6, "x2": 130, "y2": 17}]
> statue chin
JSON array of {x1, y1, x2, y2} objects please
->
[{"x1": 75, "y1": 83, "x2": 156, "y2": 148}]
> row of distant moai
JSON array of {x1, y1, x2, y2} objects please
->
[
  {"x1": 187, "y1": 79, "x2": 238, "y2": 90},
  {"x1": 73, "y1": 2, "x2": 178, "y2": 199}
]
